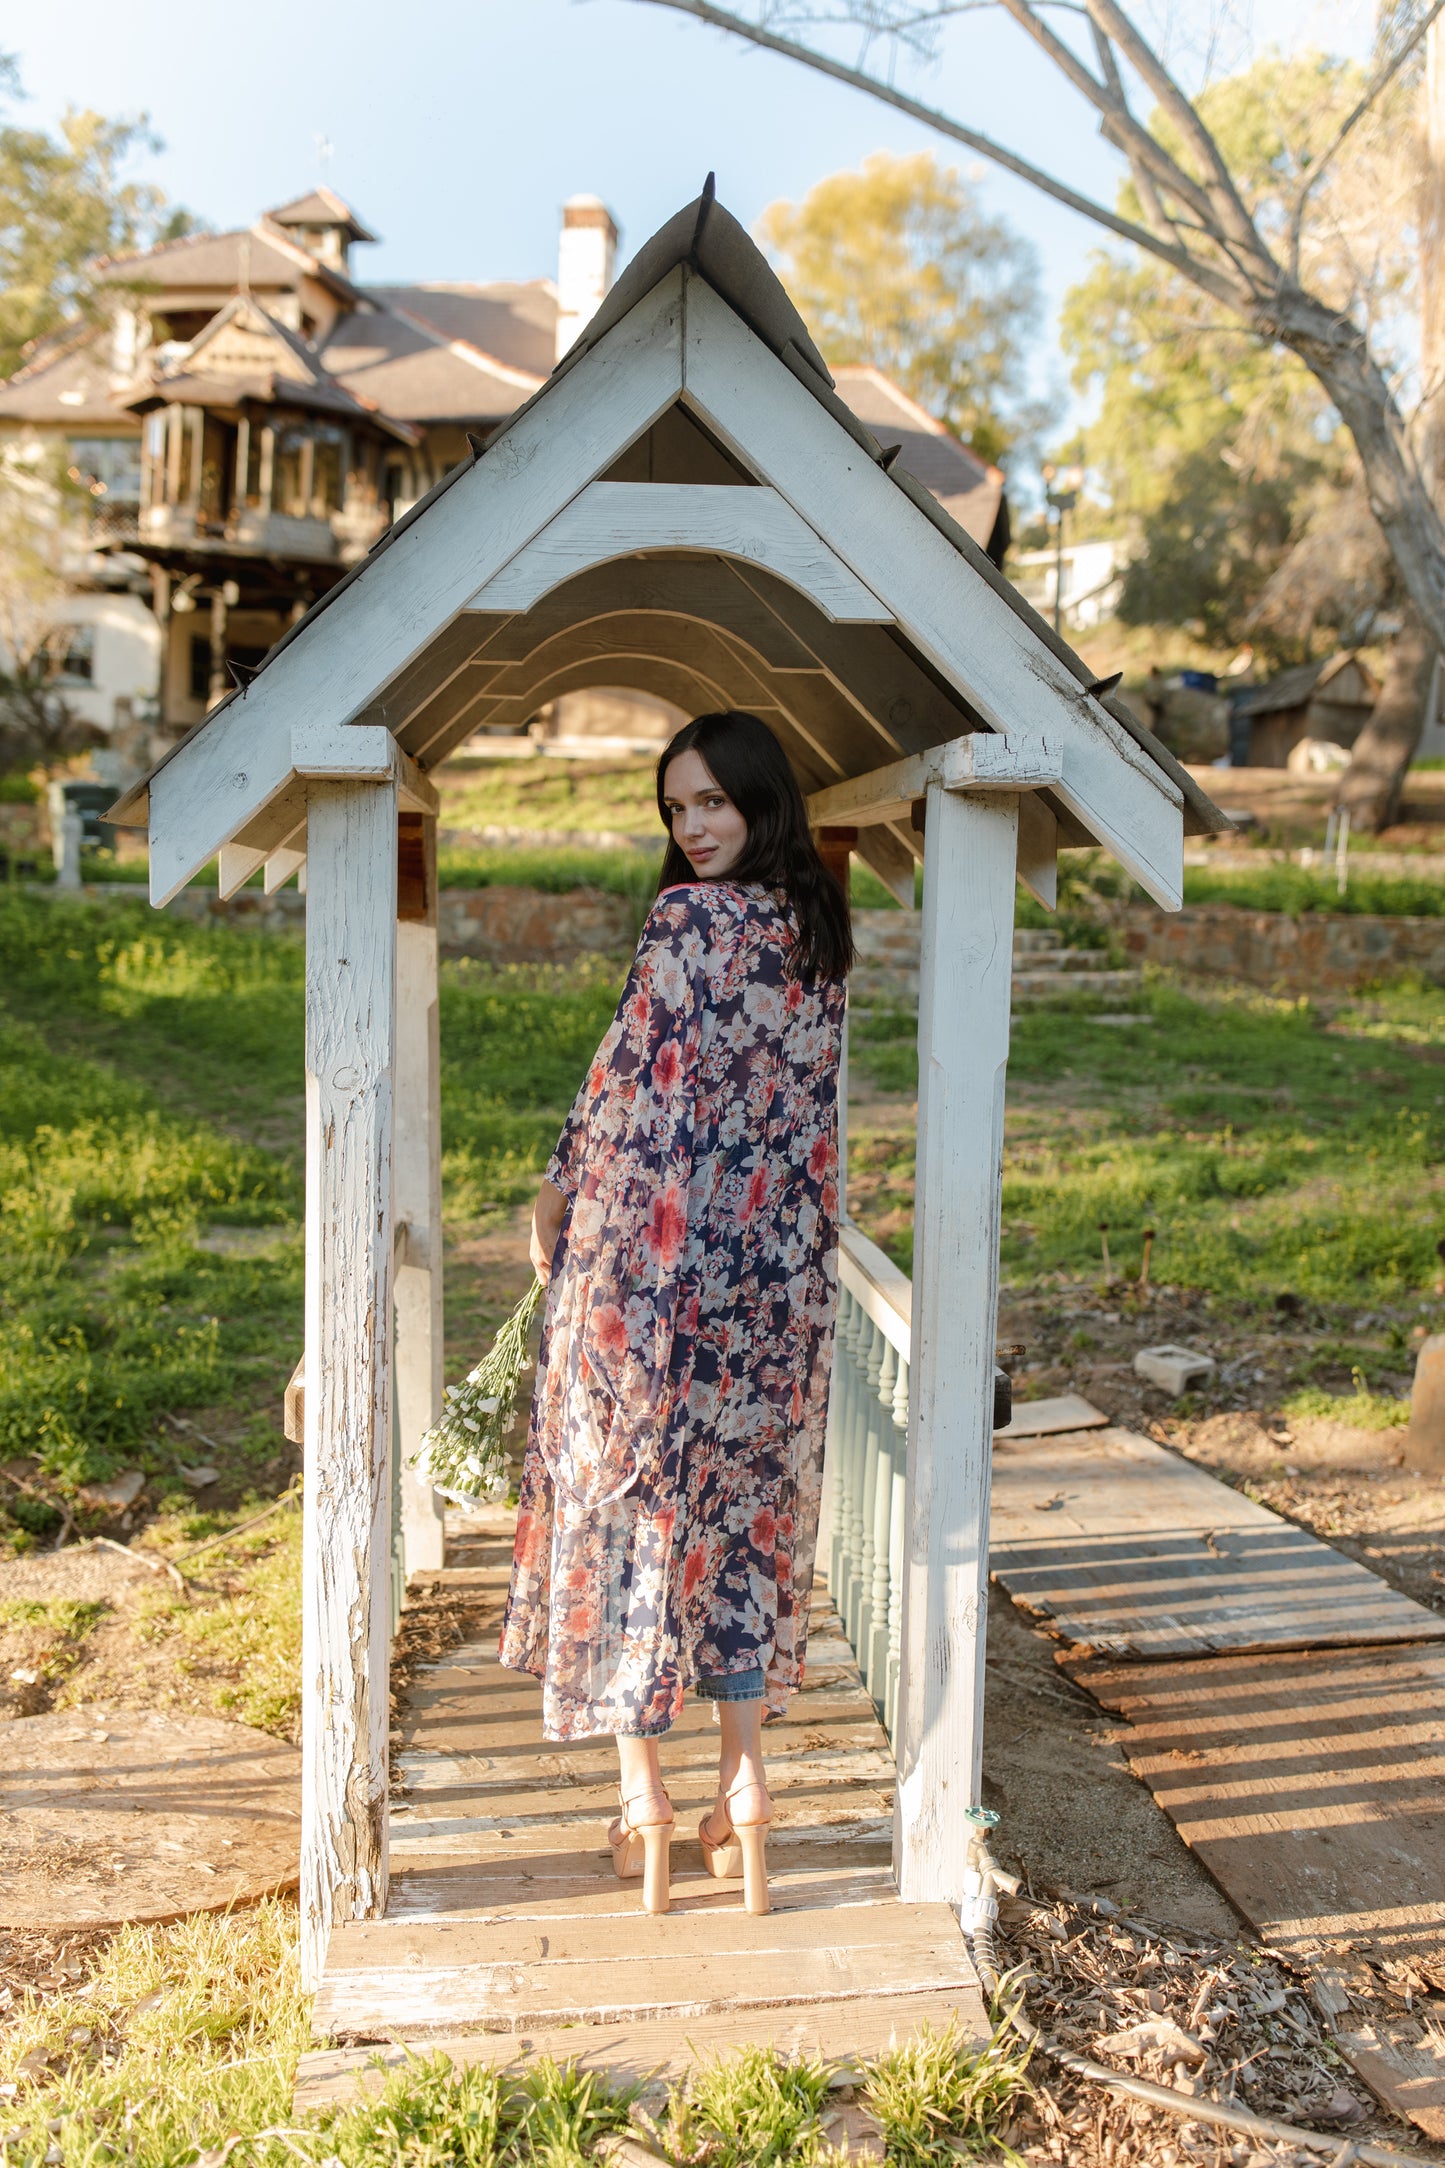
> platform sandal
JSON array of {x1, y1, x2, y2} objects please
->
[
  {"x1": 698, "y1": 1783, "x2": 773, "y2": 1916},
  {"x1": 609, "y1": 1791, "x2": 674, "y2": 1915}
]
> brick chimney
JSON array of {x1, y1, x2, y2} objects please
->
[{"x1": 555, "y1": 195, "x2": 619, "y2": 362}]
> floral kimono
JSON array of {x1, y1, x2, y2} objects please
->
[{"x1": 498, "y1": 881, "x2": 846, "y2": 1740}]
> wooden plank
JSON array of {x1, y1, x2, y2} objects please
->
[
  {"x1": 680, "y1": 271, "x2": 1186, "y2": 909},
  {"x1": 327, "y1": 1897, "x2": 959, "y2": 1969},
  {"x1": 300, "y1": 775, "x2": 400, "y2": 1992},
  {"x1": 463, "y1": 480, "x2": 891, "y2": 623},
  {"x1": 394, "y1": 812, "x2": 445, "y2": 1579},
  {"x1": 295, "y1": 1986, "x2": 990, "y2": 2107},
  {"x1": 1065, "y1": 1643, "x2": 1445, "y2": 2141},
  {"x1": 894, "y1": 787, "x2": 1017, "y2": 1905},
  {"x1": 382, "y1": 1858, "x2": 896, "y2": 1922},
  {"x1": 146, "y1": 268, "x2": 686, "y2": 903},
  {"x1": 806, "y1": 735, "x2": 1061, "y2": 828},
  {"x1": 1017, "y1": 791, "x2": 1057, "y2": 911},
  {"x1": 991, "y1": 1426, "x2": 1445, "y2": 1656},
  {"x1": 994, "y1": 1393, "x2": 1107, "y2": 1439},
  {"x1": 313, "y1": 1919, "x2": 976, "y2": 2035}
]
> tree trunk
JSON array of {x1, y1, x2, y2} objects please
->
[{"x1": 1335, "y1": 603, "x2": 1434, "y2": 832}]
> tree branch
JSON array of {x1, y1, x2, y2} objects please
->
[
  {"x1": 1288, "y1": 0, "x2": 1445, "y2": 281},
  {"x1": 634, "y1": 0, "x2": 1253, "y2": 305}
]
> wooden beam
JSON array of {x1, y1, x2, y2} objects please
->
[
  {"x1": 464, "y1": 481, "x2": 891, "y2": 624},
  {"x1": 264, "y1": 842, "x2": 306, "y2": 894},
  {"x1": 291, "y1": 723, "x2": 439, "y2": 816},
  {"x1": 806, "y1": 734, "x2": 1062, "y2": 829},
  {"x1": 300, "y1": 774, "x2": 399, "y2": 1991},
  {"x1": 393, "y1": 812, "x2": 445, "y2": 1582},
  {"x1": 681, "y1": 273, "x2": 1185, "y2": 909},
  {"x1": 1017, "y1": 793, "x2": 1057, "y2": 912},
  {"x1": 147, "y1": 267, "x2": 686, "y2": 904},
  {"x1": 893, "y1": 785, "x2": 1017, "y2": 1907}
]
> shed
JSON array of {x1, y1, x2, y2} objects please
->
[
  {"x1": 1230, "y1": 652, "x2": 1379, "y2": 769},
  {"x1": 109, "y1": 183, "x2": 1225, "y2": 1993}
]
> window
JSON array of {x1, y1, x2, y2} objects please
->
[
  {"x1": 310, "y1": 429, "x2": 344, "y2": 517},
  {"x1": 45, "y1": 625, "x2": 95, "y2": 683},
  {"x1": 66, "y1": 437, "x2": 142, "y2": 504},
  {"x1": 273, "y1": 426, "x2": 308, "y2": 518},
  {"x1": 176, "y1": 410, "x2": 196, "y2": 505},
  {"x1": 244, "y1": 424, "x2": 268, "y2": 508}
]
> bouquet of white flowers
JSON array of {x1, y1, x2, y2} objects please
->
[{"x1": 413, "y1": 1276, "x2": 545, "y2": 1507}]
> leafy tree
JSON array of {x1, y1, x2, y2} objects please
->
[
  {"x1": 757, "y1": 151, "x2": 1044, "y2": 464},
  {"x1": 0, "y1": 55, "x2": 194, "y2": 380},
  {"x1": 0, "y1": 443, "x2": 96, "y2": 770},
  {"x1": 1060, "y1": 49, "x2": 1408, "y2": 653}
]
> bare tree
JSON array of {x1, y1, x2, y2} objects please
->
[{"x1": 634, "y1": 0, "x2": 1445, "y2": 818}]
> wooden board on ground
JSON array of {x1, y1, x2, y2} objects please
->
[
  {"x1": 1067, "y1": 1643, "x2": 1445, "y2": 2142},
  {"x1": 993, "y1": 1393, "x2": 1107, "y2": 1439},
  {"x1": 990, "y1": 1426, "x2": 1445, "y2": 1657},
  {"x1": 295, "y1": 1988, "x2": 982, "y2": 2111},
  {"x1": 0, "y1": 1708, "x2": 300, "y2": 1926},
  {"x1": 311, "y1": 1534, "x2": 987, "y2": 2065}
]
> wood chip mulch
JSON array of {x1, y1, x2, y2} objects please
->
[{"x1": 993, "y1": 1893, "x2": 1435, "y2": 2165}]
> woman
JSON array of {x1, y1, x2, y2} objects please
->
[{"x1": 498, "y1": 710, "x2": 851, "y2": 1918}]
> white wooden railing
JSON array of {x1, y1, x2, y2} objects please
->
[{"x1": 821, "y1": 1219, "x2": 913, "y2": 1740}]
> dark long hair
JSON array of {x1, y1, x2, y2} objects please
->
[{"x1": 655, "y1": 711, "x2": 853, "y2": 983}]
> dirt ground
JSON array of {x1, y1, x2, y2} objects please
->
[{"x1": 1184, "y1": 761, "x2": 1445, "y2": 850}]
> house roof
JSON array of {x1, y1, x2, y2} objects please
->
[
  {"x1": 0, "y1": 325, "x2": 124, "y2": 426},
  {"x1": 113, "y1": 183, "x2": 1228, "y2": 885},
  {"x1": 1231, "y1": 652, "x2": 1379, "y2": 720},
  {"x1": 829, "y1": 365, "x2": 1005, "y2": 556},
  {"x1": 321, "y1": 300, "x2": 547, "y2": 424},
  {"x1": 266, "y1": 188, "x2": 378, "y2": 243},
  {"x1": 361, "y1": 282, "x2": 556, "y2": 380},
  {"x1": 96, "y1": 222, "x2": 351, "y2": 302}
]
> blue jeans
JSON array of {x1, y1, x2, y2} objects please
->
[{"x1": 694, "y1": 1665, "x2": 766, "y2": 1702}]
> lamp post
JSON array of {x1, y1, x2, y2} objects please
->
[{"x1": 1041, "y1": 462, "x2": 1084, "y2": 635}]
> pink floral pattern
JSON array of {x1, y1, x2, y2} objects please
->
[{"x1": 498, "y1": 882, "x2": 845, "y2": 1740}]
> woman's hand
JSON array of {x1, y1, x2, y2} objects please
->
[{"x1": 530, "y1": 1180, "x2": 567, "y2": 1285}]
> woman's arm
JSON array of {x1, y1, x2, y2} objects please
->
[{"x1": 530, "y1": 1179, "x2": 568, "y2": 1285}]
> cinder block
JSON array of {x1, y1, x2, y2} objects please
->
[{"x1": 1133, "y1": 1343, "x2": 1216, "y2": 1395}]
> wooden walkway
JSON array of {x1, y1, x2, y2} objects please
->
[{"x1": 299, "y1": 1519, "x2": 988, "y2": 2107}]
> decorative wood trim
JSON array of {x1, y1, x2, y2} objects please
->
[
  {"x1": 806, "y1": 734, "x2": 1061, "y2": 828},
  {"x1": 300, "y1": 775, "x2": 399, "y2": 1991},
  {"x1": 680, "y1": 273, "x2": 1185, "y2": 908},
  {"x1": 1017, "y1": 792, "x2": 1058, "y2": 912},
  {"x1": 464, "y1": 481, "x2": 891, "y2": 624},
  {"x1": 893, "y1": 785, "x2": 1017, "y2": 1906}
]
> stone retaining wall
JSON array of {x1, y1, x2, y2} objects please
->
[
  {"x1": 1112, "y1": 903, "x2": 1445, "y2": 992},
  {"x1": 39, "y1": 885, "x2": 1445, "y2": 989}
]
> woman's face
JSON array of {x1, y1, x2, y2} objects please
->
[{"x1": 662, "y1": 749, "x2": 749, "y2": 880}]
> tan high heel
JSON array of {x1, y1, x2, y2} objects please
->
[
  {"x1": 698, "y1": 1783, "x2": 773, "y2": 1916},
  {"x1": 609, "y1": 1791, "x2": 674, "y2": 1914}
]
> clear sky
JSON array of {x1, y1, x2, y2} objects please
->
[{"x1": 11, "y1": 0, "x2": 1374, "y2": 451}]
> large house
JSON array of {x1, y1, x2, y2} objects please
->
[{"x1": 0, "y1": 185, "x2": 1009, "y2": 776}]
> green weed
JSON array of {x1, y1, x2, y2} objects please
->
[
  {"x1": 862, "y1": 2021, "x2": 1031, "y2": 2164},
  {"x1": 668, "y1": 2045, "x2": 840, "y2": 2167}
]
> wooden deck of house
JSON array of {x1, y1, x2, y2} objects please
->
[{"x1": 297, "y1": 1514, "x2": 990, "y2": 2108}]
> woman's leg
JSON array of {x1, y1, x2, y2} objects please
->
[
  {"x1": 615, "y1": 1733, "x2": 671, "y2": 1824},
  {"x1": 706, "y1": 1700, "x2": 772, "y2": 1831}
]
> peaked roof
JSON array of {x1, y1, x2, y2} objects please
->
[
  {"x1": 113, "y1": 184, "x2": 1228, "y2": 897},
  {"x1": 831, "y1": 365, "x2": 1005, "y2": 558},
  {"x1": 267, "y1": 188, "x2": 378, "y2": 243},
  {"x1": 1231, "y1": 651, "x2": 1378, "y2": 720}
]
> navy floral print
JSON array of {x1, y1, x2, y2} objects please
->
[{"x1": 498, "y1": 882, "x2": 845, "y2": 1740}]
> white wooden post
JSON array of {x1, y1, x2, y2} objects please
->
[
  {"x1": 893, "y1": 783, "x2": 1018, "y2": 1907},
  {"x1": 394, "y1": 812, "x2": 446, "y2": 1578},
  {"x1": 300, "y1": 773, "x2": 400, "y2": 1991}
]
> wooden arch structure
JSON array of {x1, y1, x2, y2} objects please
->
[{"x1": 112, "y1": 185, "x2": 1225, "y2": 1987}]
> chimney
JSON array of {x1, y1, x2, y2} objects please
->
[{"x1": 555, "y1": 195, "x2": 618, "y2": 362}]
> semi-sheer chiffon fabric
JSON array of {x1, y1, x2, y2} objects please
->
[{"x1": 498, "y1": 881, "x2": 845, "y2": 1740}]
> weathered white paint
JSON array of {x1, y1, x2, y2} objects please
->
[
  {"x1": 394, "y1": 819, "x2": 445, "y2": 1580},
  {"x1": 291, "y1": 724, "x2": 439, "y2": 814},
  {"x1": 1017, "y1": 793, "x2": 1058, "y2": 912},
  {"x1": 679, "y1": 273, "x2": 1185, "y2": 909},
  {"x1": 145, "y1": 270, "x2": 688, "y2": 904},
  {"x1": 300, "y1": 775, "x2": 400, "y2": 1992},
  {"x1": 893, "y1": 784, "x2": 1018, "y2": 1907},
  {"x1": 264, "y1": 840, "x2": 306, "y2": 893},
  {"x1": 464, "y1": 481, "x2": 890, "y2": 624},
  {"x1": 805, "y1": 733, "x2": 1061, "y2": 829},
  {"x1": 838, "y1": 1219, "x2": 912, "y2": 1368}
]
